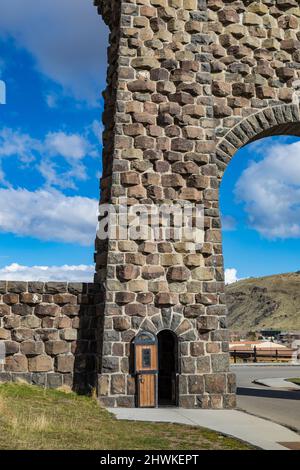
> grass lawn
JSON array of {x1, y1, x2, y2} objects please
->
[
  {"x1": 0, "y1": 383, "x2": 252, "y2": 450},
  {"x1": 285, "y1": 378, "x2": 300, "y2": 386}
]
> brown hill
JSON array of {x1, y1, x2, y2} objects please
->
[{"x1": 225, "y1": 272, "x2": 300, "y2": 331}]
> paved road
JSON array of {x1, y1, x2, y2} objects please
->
[{"x1": 232, "y1": 365, "x2": 300, "y2": 433}]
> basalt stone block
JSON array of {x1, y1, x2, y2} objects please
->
[
  {"x1": 204, "y1": 373, "x2": 226, "y2": 394},
  {"x1": 227, "y1": 373, "x2": 236, "y2": 394},
  {"x1": 12, "y1": 373, "x2": 32, "y2": 384},
  {"x1": 115, "y1": 292, "x2": 135, "y2": 305},
  {"x1": 68, "y1": 282, "x2": 85, "y2": 295},
  {"x1": 28, "y1": 355, "x2": 53, "y2": 372},
  {"x1": 211, "y1": 353, "x2": 229, "y2": 373},
  {"x1": 179, "y1": 395, "x2": 196, "y2": 408},
  {"x1": 12, "y1": 304, "x2": 33, "y2": 316},
  {"x1": 184, "y1": 305, "x2": 205, "y2": 318},
  {"x1": 47, "y1": 373, "x2": 63, "y2": 388},
  {"x1": 167, "y1": 266, "x2": 190, "y2": 282},
  {"x1": 223, "y1": 394, "x2": 237, "y2": 409},
  {"x1": 5, "y1": 354, "x2": 28, "y2": 372},
  {"x1": 0, "y1": 304, "x2": 10, "y2": 316},
  {"x1": 31, "y1": 372, "x2": 47, "y2": 386},
  {"x1": 3, "y1": 315, "x2": 20, "y2": 329},
  {"x1": 117, "y1": 265, "x2": 140, "y2": 282},
  {"x1": 124, "y1": 304, "x2": 147, "y2": 317},
  {"x1": 0, "y1": 328, "x2": 11, "y2": 340},
  {"x1": 155, "y1": 292, "x2": 178, "y2": 306},
  {"x1": 111, "y1": 374, "x2": 126, "y2": 395},
  {"x1": 102, "y1": 357, "x2": 119, "y2": 374},
  {"x1": 35, "y1": 304, "x2": 60, "y2": 317},
  {"x1": 0, "y1": 372, "x2": 11, "y2": 382},
  {"x1": 3, "y1": 293, "x2": 19, "y2": 305},
  {"x1": 142, "y1": 266, "x2": 164, "y2": 280},
  {"x1": 12, "y1": 328, "x2": 34, "y2": 342},
  {"x1": 113, "y1": 316, "x2": 131, "y2": 331},
  {"x1": 55, "y1": 355, "x2": 75, "y2": 373},
  {"x1": 196, "y1": 356, "x2": 211, "y2": 374},
  {"x1": 45, "y1": 341, "x2": 69, "y2": 356},
  {"x1": 197, "y1": 316, "x2": 218, "y2": 333},
  {"x1": 28, "y1": 282, "x2": 45, "y2": 294},
  {"x1": 188, "y1": 375, "x2": 204, "y2": 394},
  {"x1": 136, "y1": 292, "x2": 154, "y2": 304},
  {"x1": 7, "y1": 281, "x2": 27, "y2": 294},
  {"x1": 61, "y1": 305, "x2": 81, "y2": 316},
  {"x1": 53, "y1": 294, "x2": 77, "y2": 305},
  {"x1": 20, "y1": 340, "x2": 44, "y2": 356},
  {"x1": 45, "y1": 282, "x2": 68, "y2": 294},
  {"x1": 4, "y1": 341, "x2": 19, "y2": 355},
  {"x1": 34, "y1": 328, "x2": 59, "y2": 341},
  {"x1": 0, "y1": 281, "x2": 7, "y2": 294},
  {"x1": 60, "y1": 328, "x2": 77, "y2": 341},
  {"x1": 20, "y1": 315, "x2": 41, "y2": 329},
  {"x1": 57, "y1": 317, "x2": 72, "y2": 329},
  {"x1": 20, "y1": 293, "x2": 42, "y2": 304},
  {"x1": 190, "y1": 342, "x2": 205, "y2": 357}
]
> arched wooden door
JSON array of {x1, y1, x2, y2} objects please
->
[{"x1": 134, "y1": 331, "x2": 158, "y2": 408}]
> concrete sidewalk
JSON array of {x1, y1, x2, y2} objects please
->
[
  {"x1": 253, "y1": 377, "x2": 300, "y2": 390},
  {"x1": 108, "y1": 407, "x2": 300, "y2": 450}
]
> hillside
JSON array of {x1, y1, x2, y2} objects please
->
[{"x1": 225, "y1": 272, "x2": 300, "y2": 331}]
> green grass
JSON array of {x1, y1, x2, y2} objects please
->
[
  {"x1": 285, "y1": 378, "x2": 300, "y2": 385},
  {"x1": 0, "y1": 383, "x2": 252, "y2": 450}
]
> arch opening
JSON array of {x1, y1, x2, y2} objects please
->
[
  {"x1": 157, "y1": 330, "x2": 178, "y2": 407},
  {"x1": 220, "y1": 123, "x2": 300, "y2": 333}
]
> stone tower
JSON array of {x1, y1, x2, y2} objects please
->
[{"x1": 94, "y1": 0, "x2": 300, "y2": 408}]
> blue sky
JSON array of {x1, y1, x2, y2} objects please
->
[{"x1": 0, "y1": 0, "x2": 299, "y2": 282}]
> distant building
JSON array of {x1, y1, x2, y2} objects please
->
[
  {"x1": 229, "y1": 340, "x2": 288, "y2": 352},
  {"x1": 229, "y1": 340, "x2": 294, "y2": 363},
  {"x1": 260, "y1": 329, "x2": 281, "y2": 340},
  {"x1": 279, "y1": 332, "x2": 300, "y2": 347}
]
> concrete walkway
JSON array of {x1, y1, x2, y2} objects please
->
[
  {"x1": 253, "y1": 377, "x2": 300, "y2": 390},
  {"x1": 108, "y1": 407, "x2": 300, "y2": 450}
]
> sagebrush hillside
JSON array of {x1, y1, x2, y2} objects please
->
[{"x1": 226, "y1": 272, "x2": 300, "y2": 331}]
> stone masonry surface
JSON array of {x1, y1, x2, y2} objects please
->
[
  {"x1": 0, "y1": 281, "x2": 102, "y2": 393},
  {"x1": 93, "y1": 0, "x2": 300, "y2": 408},
  {"x1": 2, "y1": 0, "x2": 300, "y2": 408}
]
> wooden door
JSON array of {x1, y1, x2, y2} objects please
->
[
  {"x1": 138, "y1": 374, "x2": 156, "y2": 408},
  {"x1": 135, "y1": 344, "x2": 158, "y2": 372}
]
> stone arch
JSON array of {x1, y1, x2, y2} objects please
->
[
  {"x1": 215, "y1": 103, "x2": 300, "y2": 179},
  {"x1": 139, "y1": 314, "x2": 196, "y2": 342}
]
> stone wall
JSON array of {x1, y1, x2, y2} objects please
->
[
  {"x1": 0, "y1": 281, "x2": 102, "y2": 393},
  {"x1": 2, "y1": 0, "x2": 298, "y2": 409},
  {"x1": 94, "y1": 0, "x2": 300, "y2": 408}
]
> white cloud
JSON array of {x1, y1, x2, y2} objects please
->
[
  {"x1": 0, "y1": 0, "x2": 108, "y2": 104},
  {"x1": 0, "y1": 188, "x2": 98, "y2": 245},
  {"x1": 45, "y1": 94, "x2": 58, "y2": 109},
  {"x1": 0, "y1": 128, "x2": 39, "y2": 163},
  {"x1": 225, "y1": 268, "x2": 239, "y2": 285},
  {"x1": 46, "y1": 132, "x2": 92, "y2": 160},
  {"x1": 0, "y1": 127, "x2": 98, "y2": 190},
  {"x1": 235, "y1": 140, "x2": 300, "y2": 239},
  {"x1": 0, "y1": 263, "x2": 94, "y2": 281}
]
